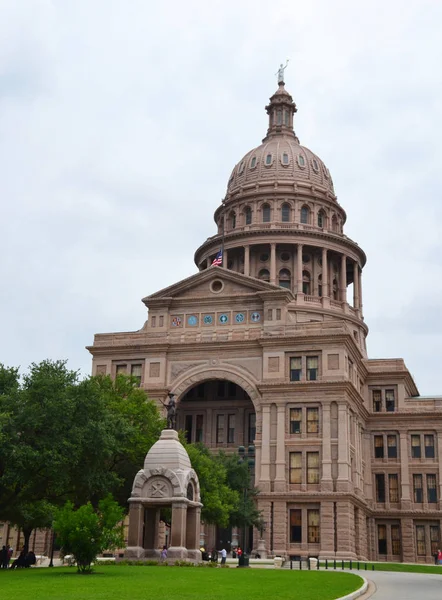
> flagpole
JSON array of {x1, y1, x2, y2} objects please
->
[{"x1": 221, "y1": 211, "x2": 225, "y2": 268}]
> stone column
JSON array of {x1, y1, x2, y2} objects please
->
[
  {"x1": 353, "y1": 261, "x2": 360, "y2": 309},
  {"x1": 270, "y1": 243, "x2": 277, "y2": 285},
  {"x1": 358, "y1": 268, "x2": 363, "y2": 315},
  {"x1": 340, "y1": 254, "x2": 347, "y2": 303},
  {"x1": 400, "y1": 432, "x2": 411, "y2": 509},
  {"x1": 169, "y1": 503, "x2": 188, "y2": 559},
  {"x1": 223, "y1": 249, "x2": 228, "y2": 269},
  {"x1": 297, "y1": 243, "x2": 303, "y2": 294},
  {"x1": 335, "y1": 501, "x2": 356, "y2": 559},
  {"x1": 244, "y1": 245, "x2": 250, "y2": 277},
  {"x1": 322, "y1": 248, "x2": 328, "y2": 296},
  {"x1": 337, "y1": 403, "x2": 350, "y2": 492},
  {"x1": 274, "y1": 405, "x2": 286, "y2": 492},
  {"x1": 319, "y1": 501, "x2": 335, "y2": 558},
  {"x1": 260, "y1": 405, "x2": 271, "y2": 492},
  {"x1": 321, "y1": 404, "x2": 333, "y2": 492},
  {"x1": 126, "y1": 502, "x2": 145, "y2": 558},
  {"x1": 186, "y1": 507, "x2": 202, "y2": 561},
  {"x1": 401, "y1": 518, "x2": 415, "y2": 563},
  {"x1": 206, "y1": 257, "x2": 211, "y2": 268},
  {"x1": 272, "y1": 501, "x2": 287, "y2": 557}
]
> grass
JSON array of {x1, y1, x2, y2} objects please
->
[
  {"x1": 316, "y1": 559, "x2": 442, "y2": 575},
  {"x1": 0, "y1": 565, "x2": 363, "y2": 600}
]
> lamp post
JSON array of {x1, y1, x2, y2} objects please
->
[{"x1": 237, "y1": 444, "x2": 255, "y2": 568}]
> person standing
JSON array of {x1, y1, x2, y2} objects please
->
[
  {"x1": 160, "y1": 545, "x2": 167, "y2": 561},
  {"x1": 437, "y1": 548, "x2": 442, "y2": 565},
  {"x1": 0, "y1": 546, "x2": 7, "y2": 569},
  {"x1": 220, "y1": 547, "x2": 227, "y2": 565}
]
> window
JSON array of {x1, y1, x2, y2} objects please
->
[
  {"x1": 413, "y1": 474, "x2": 423, "y2": 503},
  {"x1": 302, "y1": 270, "x2": 311, "y2": 295},
  {"x1": 116, "y1": 364, "x2": 127, "y2": 376},
  {"x1": 374, "y1": 436, "x2": 384, "y2": 459},
  {"x1": 389, "y1": 474, "x2": 399, "y2": 503},
  {"x1": 308, "y1": 510, "x2": 320, "y2": 543},
  {"x1": 289, "y1": 452, "x2": 302, "y2": 483},
  {"x1": 416, "y1": 525, "x2": 425, "y2": 556},
  {"x1": 248, "y1": 413, "x2": 256, "y2": 443},
  {"x1": 312, "y1": 158, "x2": 319, "y2": 172},
  {"x1": 427, "y1": 474, "x2": 437, "y2": 503},
  {"x1": 277, "y1": 110, "x2": 282, "y2": 125},
  {"x1": 185, "y1": 415, "x2": 193, "y2": 444},
  {"x1": 250, "y1": 157, "x2": 256, "y2": 168},
  {"x1": 216, "y1": 415, "x2": 225, "y2": 444},
  {"x1": 375, "y1": 473, "x2": 386, "y2": 502},
  {"x1": 317, "y1": 210, "x2": 325, "y2": 228},
  {"x1": 279, "y1": 268, "x2": 291, "y2": 289},
  {"x1": 425, "y1": 435, "x2": 435, "y2": 458},
  {"x1": 284, "y1": 111, "x2": 289, "y2": 126},
  {"x1": 307, "y1": 452, "x2": 320, "y2": 484},
  {"x1": 378, "y1": 524, "x2": 387, "y2": 555},
  {"x1": 227, "y1": 414, "x2": 235, "y2": 444},
  {"x1": 411, "y1": 435, "x2": 421, "y2": 458},
  {"x1": 230, "y1": 212, "x2": 236, "y2": 229},
  {"x1": 196, "y1": 415, "x2": 204, "y2": 443},
  {"x1": 298, "y1": 155, "x2": 305, "y2": 167},
  {"x1": 290, "y1": 408, "x2": 301, "y2": 434},
  {"x1": 197, "y1": 383, "x2": 205, "y2": 398},
  {"x1": 245, "y1": 206, "x2": 252, "y2": 225},
  {"x1": 130, "y1": 364, "x2": 142, "y2": 386},
  {"x1": 262, "y1": 204, "x2": 271, "y2": 222},
  {"x1": 307, "y1": 408, "x2": 319, "y2": 434},
  {"x1": 282, "y1": 153, "x2": 289, "y2": 165},
  {"x1": 307, "y1": 356, "x2": 318, "y2": 381},
  {"x1": 387, "y1": 435, "x2": 398, "y2": 459},
  {"x1": 258, "y1": 269, "x2": 270, "y2": 282},
  {"x1": 430, "y1": 526, "x2": 440, "y2": 556},
  {"x1": 281, "y1": 203, "x2": 290, "y2": 222},
  {"x1": 290, "y1": 358, "x2": 302, "y2": 382},
  {"x1": 300, "y1": 205, "x2": 309, "y2": 224},
  {"x1": 391, "y1": 525, "x2": 401, "y2": 555},
  {"x1": 290, "y1": 509, "x2": 302, "y2": 543},
  {"x1": 385, "y1": 389, "x2": 395, "y2": 412},
  {"x1": 228, "y1": 382, "x2": 237, "y2": 397},
  {"x1": 217, "y1": 381, "x2": 226, "y2": 397},
  {"x1": 265, "y1": 154, "x2": 272, "y2": 165}
]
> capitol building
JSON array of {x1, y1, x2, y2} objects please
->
[{"x1": 87, "y1": 76, "x2": 442, "y2": 563}]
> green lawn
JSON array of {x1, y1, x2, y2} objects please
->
[
  {"x1": 0, "y1": 565, "x2": 363, "y2": 600},
  {"x1": 319, "y1": 560, "x2": 442, "y2": 575}
]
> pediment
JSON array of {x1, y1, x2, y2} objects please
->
[{"x1": 144, "y1": 267, "x2": 288, "y2": 305}]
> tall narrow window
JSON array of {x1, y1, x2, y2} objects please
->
[
  {"x1": 250, "y1": 157, "x2": 256, "y2": 168},
  {"x1": 389, "y1": 474, "x2": 399, "y2": 503},
  {"x1": 279, "y1": 268, "x2": 291, "y2": 289},
  {"x1": 265, "y1": 154, "x2": 272, "y2": 165},
  {"x1": 372, "y1": 390, "x2": 382, "y2": 412},
  {"x1": 227, "y1": 414, "x2": 235, "y2": 444},
  {"x1": 307, "y1": 452, "x2": 320, "y2": 484},
  {"x1": 307, "y1": 407, "x2": 319, "y2": 434},
  {"x1": 290, "y1": 358, "x2": 302, "y2": 382},
  {"x1": 430, "y1": 526, "x2": 440, "y2": 556},
  {"x1": 230, "y1": 212, "x2": 236, "y2": 229},
  {"x1": 425, "y1": 434, "x2": 435, "y2": 458},
  {"x1": 282, "y1": 153, "x2": 289, "y2": 165},
  {"x1": 306, "y1": 356, "x2": 318, "y2": 381},
  {"x1": 284, "y1": 111, "x2": 289, "y2": 126},
  {"x1": 411, "y1": 435, "x2": 421, "y2": 458},
  {"x1": 290, "y1": 509, "x2": 302, "y2": 543},
  {"x1": 378, "y1": 524, "x2": 387, "y2": 555},
  {"x1": 130, "y1": 364, "x2": 142, "y2": 386},
  {"x1": 277, "y1": 110, "x2": 282, "y2": 125},
  {"x1": 262, "y1": 204, "x2": 271, "y2": 222},
  {"x1": 248, "y1": 413, "x2": 256, "y2": 443},
  {"x1": 374, "y1": 436, "x2": 384, "y2": 459},
  {"x1": 427, "y1": 474, "x2": 437, "y2": 503},
  {"x1": 413, "y1": 474, "x2": 423, "y2": 503},
  {"x1": 196, "y1": 414, "x2": 204, "y2": 443},
  {"x1": 216, "y1": 415, "x2": 225, "y2": 444},
  {"x1": 290, "y1": 408, "x2": 302, "y2": 434},
  {"x1": 385, "y1": 389, "x2": 395, "y2": 412},
  {"x1": 302, "y1": 270, "x2": 311, "y2": 295},
  {"x1": 245, "y1": 206, "x2": 252, "y2": 225},
  {"x1": 375, "y1": 473, "x2": 386, "y2": 502},
  {"x1": 185, "y1": 415, "x2": 193, "y2": 444},
  {"x1": 281, "y1": 203, "x2": 290, "y2": 221},
  {"x1": 308, "y1": 510, "x2": 320, "y2": 543},
  {"x1": 391, "y1": 525, "x2": 401, "y2": 555},
  {"x1": 416, "y1": 525, "x2": 425, "y2": 556},
  {"x1": 289, "y1": 452, "x2": 302, "y2": 483},
  {"x1": 387, "y1": 434, "x2": 398, "y2": 459},
  {"x1": 300, "y1": 205, "x2": 309, "y2": 224},
  {"x1": 317, "y1": 210, "x2": 325, "y2": 228}
]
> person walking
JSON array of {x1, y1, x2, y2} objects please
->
[
  {"x1": 220, "y1": 547, "x2": 227, "y2": 565},
  {"x1": 160, "y1": 545, "x2": 168, "y2": 561},
  {"x1": 437, "y1": 548, "x2": 442, "y2": 565}
]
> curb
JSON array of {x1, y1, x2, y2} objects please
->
[{"x1": 335, "y1": 576, "x2": 368, "y2": 600}]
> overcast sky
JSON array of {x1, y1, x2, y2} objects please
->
[{"x1": 1, "y1": 1, "x2": 441, "y2": 395}]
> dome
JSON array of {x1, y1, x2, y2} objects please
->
[
  {"x1": 144, "y1": 428, "x2": 191, "y2": 472},
  {"x1": 225, "y1": 82, "x2": 335, "y2": 199},
  {"x1": 226, "y1": 137, "x2": 334, "y2": 196}
]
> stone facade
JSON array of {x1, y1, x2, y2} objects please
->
[{"x1": 86, "y1": 79, "x2": 442, "y2": 563}]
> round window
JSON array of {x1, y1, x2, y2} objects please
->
[
  {"x1": 280, "y1": 252, "x2": 291, "y2": 262},
  {"x1": 260, "y1": 253, "x2": 269, "y2": 262},
  {"x1": 210, "y1": 280, "x2": 224, "y2": 293},
  {"x1": 302, "y1": 254, "x2": 311, "y2": 263}
]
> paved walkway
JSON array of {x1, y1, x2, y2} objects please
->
[{"x1": 366, "y1": 570, "x2": 441, "y2": 600}]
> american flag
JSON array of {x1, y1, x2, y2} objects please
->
[{"x1": 211, "y1": 250, "x2": 223, "y2": 266}]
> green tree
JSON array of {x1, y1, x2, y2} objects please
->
[{"x1": 54, "y1": 495, "x2": 124, "y2": 573}]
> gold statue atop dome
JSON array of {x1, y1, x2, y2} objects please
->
[{"x1": 276, "y1": 60, "x2": 289, "y2": 84}]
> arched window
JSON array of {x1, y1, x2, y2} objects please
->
[
  {"x1": 279, "y1": 268, "x2": 291, "y2": 289},
  {"x1": 229, "y1": 211, "x2": 236, "y2": 229},
  {"x1": 245, "y1": 206, "x2": 252, "y2": 225},
  {"x1": 250, "y1": 157, "x2": 257, "y2": 168},
  {"x1": 262, "y1": 204, "x2": 271, "y2": 223},
  {"x1": 282, "y1": 153, "x2": 289, "y2": 165},
  {"x1": 301, "y1": 205, "x2": 310, "y2": 224},
  {"x1": 317, "y1": 210, "x2": 325, "y2": 228},
  {"x1": 265, "y1": 154, "x2": 272, "y2": 165},
  {"x1": 302, "y1": 270, "x2": 311, "y2": 295},
  {"x1": 258, "y1": 269, "x2": 270, "y2": 282},
  {"x1": 332, "y1": 214, "x2": 338, "y2": 232},
  {"x1": 298, "y1": 155, "x2": 306, "y2": 167},
  {"x1": 281, "y1": 203, "x2": 290, "y2": 222}
]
